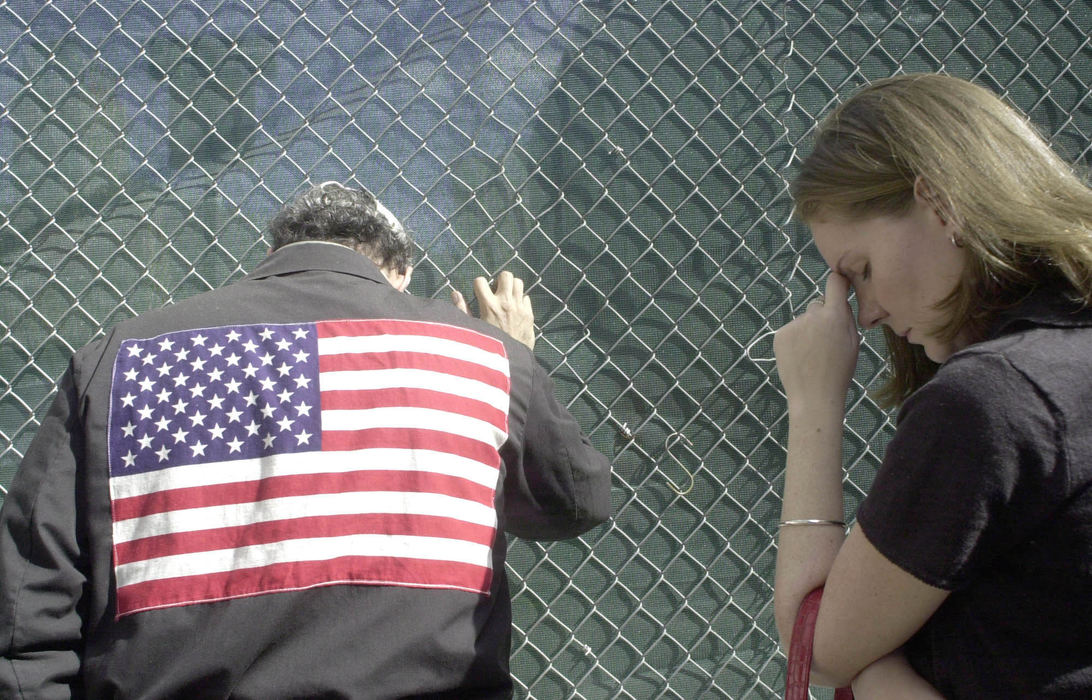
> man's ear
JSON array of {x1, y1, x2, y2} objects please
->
[
  {"x1": 381, "y1": 265, "x2": 413, "y2": 292},
  {"x1": 398, "y1": 265, "x2": 413, "y2": 292}
]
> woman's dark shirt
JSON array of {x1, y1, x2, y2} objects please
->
[{"x1": 857, "y1": 290, "x2": 1092, "y2": 699}]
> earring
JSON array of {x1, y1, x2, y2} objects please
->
[{"x1": 950, "y1": 233, "x2": 963, "y2": 248}]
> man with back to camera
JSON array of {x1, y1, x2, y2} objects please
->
[{"x1": 0, "y1": 181, "x2": 612, "y2": 698}]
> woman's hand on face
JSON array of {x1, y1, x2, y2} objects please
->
[{"x1": 774, "y1": 272, "x2": 861, "y2": 409}]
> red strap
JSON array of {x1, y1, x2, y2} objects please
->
[{"x1": 786, "y1": 587, "x2": 854, "y2": 699}]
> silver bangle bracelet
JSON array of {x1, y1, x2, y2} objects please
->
[{"x1": 778, "y1": 519, "x2": 846, "y2": 528}]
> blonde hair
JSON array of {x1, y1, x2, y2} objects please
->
[{"x1": 792, "y1": 73, "x2": 1092, "y2": 407}]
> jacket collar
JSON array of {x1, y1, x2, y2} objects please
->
[{"x1": 246, "y1": 241, "x2": 390, "y2": 286}]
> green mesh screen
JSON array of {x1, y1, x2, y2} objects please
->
[{"x1": 2, "y1": 1, "x2": 1090, "y2": 697}]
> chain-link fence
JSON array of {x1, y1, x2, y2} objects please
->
[{"x1": 2, "y1": 1, "x2": 1090, "y2": 697}]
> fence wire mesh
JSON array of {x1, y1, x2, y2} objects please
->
[{"x1": 2, "y1": 1, "x2": 1090, "y2": 697}]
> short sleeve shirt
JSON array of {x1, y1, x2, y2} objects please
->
[{"x1": 857, "y1": 291, "x2": 1092, "y2": 699}]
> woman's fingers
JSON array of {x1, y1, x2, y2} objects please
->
[{"x1": 824, "y1": 271, "x2": 851, "y2": 307}]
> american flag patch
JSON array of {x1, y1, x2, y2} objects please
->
[{"x1": 107, "y1": 319, "x2": 510, "y2": 616}]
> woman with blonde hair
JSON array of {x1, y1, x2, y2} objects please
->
[{"x1": 774, "y1": 72, "x2": 1092, "y2": 697}]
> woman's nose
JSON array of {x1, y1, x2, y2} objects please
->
[{"x1": 856, "y1": 293, "x2": 886, "y2": 329}]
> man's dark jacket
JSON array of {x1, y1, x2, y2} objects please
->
[{"x1": 0, "y1": 241, "x2": 612, "y2": 698}]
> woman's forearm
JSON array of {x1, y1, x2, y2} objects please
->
[
  {"x1": 852, "y1": 650, "x2": 945, "y2": 699},
  {"x1": 771, "y1": 272, "x2": 863, "y2": 678},
  {"x1": 773, "y1": 400, "x2": 847, "y2": 653},
  {"x1": 781, "y1": 401, "x2": 845, "y2": 522}
]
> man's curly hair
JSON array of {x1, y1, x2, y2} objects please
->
[{"x1": 267, "y1": 182, "x2": 414, "y2": 273}]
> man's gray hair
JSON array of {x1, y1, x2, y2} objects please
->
[{"x1": 268, "y1": 182, "x2": 414, "y2": 273}]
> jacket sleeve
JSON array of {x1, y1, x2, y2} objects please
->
[
  {"x1": 501, "y1": 360, "x2": 612, "y2": 540},
  {"x1": 0, "y1": 366, "x2": 88, "y2": 698}
]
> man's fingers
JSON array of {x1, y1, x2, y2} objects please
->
[
  {"x1": 494, "y1": 270, "x2": 514, "y2": 296},
  {"x1": 472, "y1": 276, "x2": 493, "y2": 304},
  {"x1": 474, "y1": 272, "x2": 531, "y2": 305},
  {"x1": 451, "y1": 289, "x2": 468, "y2": 314},
  {"x1": 464, "y1": 271, "x2": 536, "y2": 350},
  {"x1": 471, "y1": 271, "x2": 532, "y2": 321}
]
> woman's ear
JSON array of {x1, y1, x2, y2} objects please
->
[{"x1": 913, "y1": 176, "x2": 951, "y2": 226}]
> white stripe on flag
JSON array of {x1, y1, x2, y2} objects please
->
[
  {"x1": 113, "y1": 490, "x2": 498, "y2": 544},
  {"x1": 317, "y1": 334, "x2": 511, "y2": 375},
  {"x1": 116, "y1": 533, "x2": 494, "y2": 587},
  {"x1": 319, "y1": 367, "x2": 510, "y2": 412},
  {"x1": 321, "y1": 407, "x2": 507, "y2": 447},
  {"x1": 109, "y1": 449, "x2": 501, "y2": 501}
]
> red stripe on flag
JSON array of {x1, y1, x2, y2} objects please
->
[
  {"x1": 316, "y1": 318, "x2": 506, "y2": 356},
  {"x1": 321, "y1": 427, "x2": 501, "y2": 466},
  {"x1": 319, "y1": 350, "x2": 510, "y2": 394},
  {"x1": 116, "y1": 556, "x2": 494, "y2": 616},
  {"x1": 115, "y1": 513, "x2": 497, "y2": 564},
  {"x1": 112, "y1": 469, "x2": 497, "y2": 522},
  {"x1": 320, "y1": 387, "x2": 507, "y2": 431}
]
